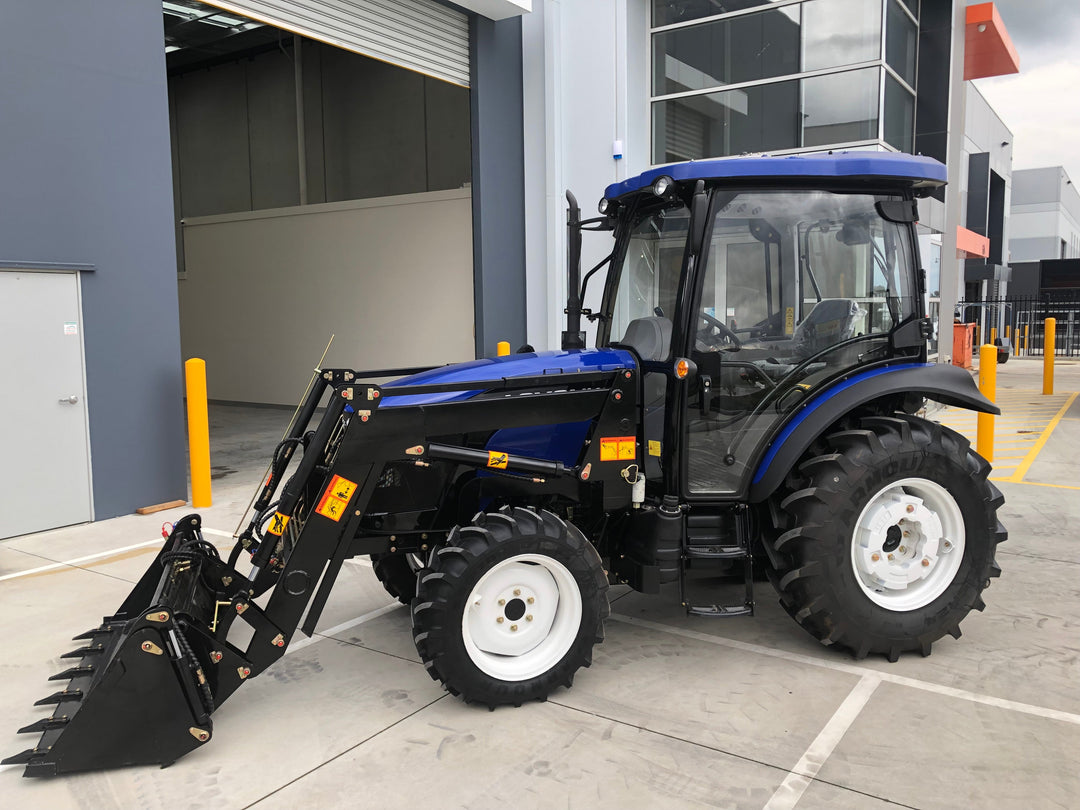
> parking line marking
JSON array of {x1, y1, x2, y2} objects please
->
[
  {"x1": 0, "y1": 540, "x2": 163, "y2": 582},
  {"x1": 1000, "y1": 480, "x2": 1080, "y2": 491},
  {"x1": 0, "y1": 528, "x2": 234, "y2": 582},
  {"x1": 285, "y1": 603, "x2": 403, "y2": 655},
  {"x1": 610, "y1": 614, "x2": 1080, "y2": 727},
  {"x1": 1009, "y1": 392, "x2": 1078, "y2": 483},
  {"x1": 764, "y1": 675, "x2": 881, "y2": 810}
]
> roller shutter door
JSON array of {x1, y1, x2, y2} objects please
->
[{"x1": 201, "y1": 0, "x2": 470, "y2": 87}]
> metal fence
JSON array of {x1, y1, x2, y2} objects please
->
[{"x1": 957, "y1": 293, "x2": 1080, "y2": 357}]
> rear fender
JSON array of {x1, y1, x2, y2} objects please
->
[{"x1": 748, "y1": 363, "x2": 997, "y2": 502}]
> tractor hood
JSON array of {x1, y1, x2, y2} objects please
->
[{"x1": 380, "y1": 348, "x2": 637, "y2": 408}]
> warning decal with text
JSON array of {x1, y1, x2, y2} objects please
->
[{"x1": 315, "y1": 475, "x2": 358, "y2": 522}]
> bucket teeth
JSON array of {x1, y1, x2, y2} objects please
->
[
  {"x1": 49, "y1": 666, "x2": 95, "y2": 681},
  {"x1": 18, "y1": 716, "x2": 69, "y2": 734},
  {"x1": 71, "y1": 626, "x2": 112, "y2": 641},
  {"x1": 1, "y1": 748, "x2": 44, "y2": 767},
  {"x1": 34, "y1": 689, "x2": 83, "y2": 706},
  {"x1": 60, "y1": 644, "x2": 105, "y2": 659}
]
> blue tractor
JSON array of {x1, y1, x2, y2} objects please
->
[{"x1": 7, "y1": 152, "x2": 1005, "y2": 776}]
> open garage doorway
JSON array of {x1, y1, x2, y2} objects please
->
[{"x1": 164, "y1": 1, "x2": 475, "y2": 405}]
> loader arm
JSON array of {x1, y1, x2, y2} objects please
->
[{"x1": 5, "y1": 363, "x2": 639, "y2": 776}]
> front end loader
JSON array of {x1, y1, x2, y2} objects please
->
[{"x1": 5, "y1": 152, "x2": 1005, "y2": 776}]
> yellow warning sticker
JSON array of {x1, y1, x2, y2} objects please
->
[
  {"x1": 316, "y1": 475, "x2": 358, "y2": 522},
  {"x1": 648, "y1": 440, "x2": 662, "y2": 457},
  {"x1": 600, "y1": 436, "x2": 636, "y2": 462},
  {"x1": 265, "y1": 512, "x2": 290, "y2": 536},
  {"x1": 487, "y1": 451, "x2": 509, "y2": 469},
  {"x1": 785, "y1": 307, "x2": 795, "y2": 335}
]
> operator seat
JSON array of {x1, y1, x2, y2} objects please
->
[
  {"x1": 619, "y1": 316, "x2": 672, "y2": 362},
  {"x1": 754, "y1": 298, "x2": 861, "y2": 381}
]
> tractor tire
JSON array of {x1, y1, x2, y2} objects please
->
[
  {"x1": 763, "y1": 414, "x2": 1006, "y2": 661},
  {"x1": 412, "y1": 506, "x2": 609, "y2": 707},
  {"x1": 371, "y1": 553, "x2": 424, "y2": 605}
]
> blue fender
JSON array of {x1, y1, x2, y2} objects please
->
[{"x1": 748, "y1": 362, "x2": 998, "y2": 502}]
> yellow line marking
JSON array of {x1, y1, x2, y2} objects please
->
[
  {"x1": 1008, "y1": 392, "x2": 1079, "y2": 483},
  {"x1": 996, "y1": 479, "x2": 1080, "y2": 491}
]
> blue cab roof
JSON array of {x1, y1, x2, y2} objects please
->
[{"x1": 604, "y1": 152, "x2": 947, "y2": 200}]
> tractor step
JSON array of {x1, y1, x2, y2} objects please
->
[
  {"x1": 686, "y1": 603, "x2": 754, "y2": 617},
  {"x1": 680, "y1": 506, "x2": 755, "y2": 618}
]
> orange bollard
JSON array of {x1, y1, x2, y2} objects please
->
[
  {"x1": 185, "y1": 358, "x2": 212, "y2": 508},
  {"x1": 496, "y1": 341, "x2": 510, "y2": 357},
  {"x1": 977, "y1": 344, "x2": 996, "y2": 462},
  {"x1": 1044, "y1": 318, "x2": 1056, "y2": 395}
]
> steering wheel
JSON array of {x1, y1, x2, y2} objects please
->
[{"x1": 698, "y1": 311, "x2": 742, "y2": 350}]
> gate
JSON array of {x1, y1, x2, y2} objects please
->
[{"x1": 957, "y1": 293, "x2": 1080, "y2": 358}]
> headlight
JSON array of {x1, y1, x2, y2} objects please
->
[
  {"x1": 598, "y1": 198, "x2": 609, "y2": 214},
  {"x1": 652, "y1": 176, "x2": 674, "y2": 196}
]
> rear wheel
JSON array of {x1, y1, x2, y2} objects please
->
[
  {"x1": 371, "y1": 553, "x2": 424, "y2": 604},
  {"x1": 412, "y1": 507, "x2": 609, "y2": 707},
  {"x1": 763, "y1": 414, "x2": 1006, "y2": 661}
]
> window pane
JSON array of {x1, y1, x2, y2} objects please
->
[
  {"x1": 883, "y1": 72, "x2": 914, "y2": 152},
  {"x1": 802, "y1": 68, "x2": 880, "y2": 147},
  {"x1": 886, "y1": 0, "x2": 918, "y2": 86},
  {"x1": 652, "y1": 0, "x2": 786, "y2": 28},
  {"x1": 802, "y1": 0, "x2": 882, "y2": 71},
  {"x1": 653, "y1": 80, "x2": 799, "y2": 162},
  {"x1": 652, "y1": 7, "x2": 800, "y2": 95},
  {"x1": 686, "y1": 190, "x2": 916, "y2": 493}
]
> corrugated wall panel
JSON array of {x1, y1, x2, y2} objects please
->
[{"x1": 202, "y1": 0, "x2": 470, "y2": 87}]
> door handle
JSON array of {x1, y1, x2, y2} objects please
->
[{"x1": 59, "y1": 395, "x2": 79, "y2": 404}]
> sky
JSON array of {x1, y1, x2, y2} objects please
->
[{"x1": 973, "y1": 0, "x2": 1080, "y2": 181}]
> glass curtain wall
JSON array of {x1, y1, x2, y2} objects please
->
[{"x1": 651, "y1": 0, "x2": 918, "y2": 164}]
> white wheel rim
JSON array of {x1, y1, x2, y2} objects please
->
[
  {"x1": 850, "y1": 477, "x2": 966, "y2": 611},
  {"x1": 461, "y1": 554, "x2": 582, "y2": 681}
]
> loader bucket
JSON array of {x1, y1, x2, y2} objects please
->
[{"x1": 3, "y1": 515, "x2": 250, "y2": 776}]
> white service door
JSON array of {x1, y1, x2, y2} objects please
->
[{"x1": 0, "y1": 271, "x2": 93, "y2": 538}]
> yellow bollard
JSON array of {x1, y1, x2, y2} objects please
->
[
  {"x1": 990, "y1": 326, "x2": 997, "y2": 344},
  {"x1": 977, "y1": 344, "x2": 996, "y2": 462},
  {"x1": 185, "y1": 358, "x2": 212, "y2": 508},
  {"x1": 1005, "y1": 324, "x2": 1010, "y2": 339},
  {"x1": 1024, "y1": 324, "x2": 1029, "y2": 356},
  {"x1": 1044, "y1": 318, "x2": 1056, "y2": 395},
  {"x1": 496, "y1": 341, "x2": 510, "y2": 357}
]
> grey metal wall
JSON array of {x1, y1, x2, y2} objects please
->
[{"x1": 0, "y1": 0, "x2": 187, "y2": 518}]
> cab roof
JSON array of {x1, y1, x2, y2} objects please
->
[{"x1": 604, "y1": 152, "x2": 947, "y2": 201}]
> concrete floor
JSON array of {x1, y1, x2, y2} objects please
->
[{"x1": 2, "y1": 359, "x2": 1079, "y2": 809}]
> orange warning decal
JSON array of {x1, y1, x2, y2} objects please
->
[
  {"x1": 487, "y1": 451, "x2": 509, "y2": 469},
  {"x1": 265, "y1": 512, "x2": 290, "y2": 536},
  {"x1": 599, "y1": 436, "x2": 636, "y2": 462},
  {"x1": 316, "y1": 475, "x2": 358, "y2": 522}
]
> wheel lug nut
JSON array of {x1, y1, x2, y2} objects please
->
[
  {"x1": 527, "y1": 597, "x2": 534, "y2": 604},
  {"x1": 496, "y1": 617, "x2": 504, "y2": 624},
  {"x1": 526, "y1": 614, "x2": 533, "y2": 621},
  {"x1": 513, "y1": 589, "x2": 521, "y2": 596},
  {"x1": 906, "y1": 504, "x2": 915, "y2": 513},
  {"x1": 498, "y1": 599, "x2": 505, "y2": 606},
  {"x1": 871, "y1": 553, "x2": 880, "y2": 562},
  {"x1": 899, "y1": 546, "x2": 906, "y2": 553},
  {"x1": 888, "y1": 553, "x2": 895, "y2": 561},
  {"x1": 510, "y1": 624, "x2": 518, "y2": 632},
  {"x1": 903, "y1": 531, "x2": 910, "y2": 537},
  {"x1": 922, "y1": 558, "x2": 930, "y2": 567}
]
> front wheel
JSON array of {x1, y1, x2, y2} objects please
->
[
  {"x1": 764, "y1": 414, "x2": 1006, "y2": 661},
  {"x1": 412, "y1": 507, "x2": 609, "y2": 707}
]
